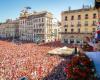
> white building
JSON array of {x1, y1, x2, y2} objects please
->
[
  {"x1": 51, "y1": 18, "x2": 61, "y2": 41},
  {"x1": 19, "y1": 11, "x2": 60, "y2": 43}
]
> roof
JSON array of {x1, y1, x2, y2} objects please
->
[{"x1": 62, "y1": 8, "x2": 97, "y2": 14}]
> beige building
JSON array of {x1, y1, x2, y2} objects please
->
[
  {"x1": 19, "y1": 11, "x2": 60, "y2": 43},
  {"x1": 61, "y1": 6, "x2": 98, "y2": 44},
  {"x1": 0, "y1": 19, "x2": 19, "y2": 39}
]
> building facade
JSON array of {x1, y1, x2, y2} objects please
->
[
  {"x1": 61, "y1": 7, "x2": 98, "y2": 44},
  {"x1": 51, "y1": 19, "x2": 61, "y2": 41},
  {"x1": 19, "y1": 11, "x2": 59, "y2": 43},
  {"x1": 0, "y1": 19, "x2": 19, "y2": 39}
]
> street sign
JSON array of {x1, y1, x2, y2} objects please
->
[{"x1": 95, "y1": 0, "x2": 100, "y2": 9}]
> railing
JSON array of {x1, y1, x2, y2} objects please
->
[{"x1": 59, "y1": 32, "x2": 92, "y2": 34}]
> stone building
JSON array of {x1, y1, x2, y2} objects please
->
[{"x1": 61, "y1": 6, "x2": 98, "y2": 44}]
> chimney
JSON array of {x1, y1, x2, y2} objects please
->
[
  {"x1": 90, "y1": 5, "x2": 92, "y2": 9},
  {"x1": 69, "y1": 6, "x2": 71, "y2": 11},
  {"x1": 83, "y1": 4, "x2": 84, "y2": 9}
]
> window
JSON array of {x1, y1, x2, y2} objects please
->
[
  {"x1": 65, "y1": 29, "x2": 67, "y2": 32},
  {"x1": 70, "y1": 39, "x2": 74, "y2": 43},
  {"x1": 64, "y1": 39, "x2": 68, "y2": 43},
  {"x1": 42, "y1": 23, "x2": 44, "y2": 26},
  {"x1": 39, "y1": 19, "x2": 41, "y2": 22},
  {"x1": 27, "y1": 22, "x2": 29, "y2": 25},
  {"x1": 93, "y1": 13, "x2": 96, "y2": 19},
  {"x1": 71, "y1": 29, "x2": 74, "y2": 33},
  {"x1": 71, "y1": 16, "x2": 74, "y2": 20},
  {"x1": 20, "y1": 21, "x2": 22, "y2": 24},
  {"x1": 42, "y1": 18, "x2": 44, "y2": 22},
  {"x1": 93, "y1": 28, "x2": 96, "y2": 32},
  {"x1": 64, "y1": 25, "x2": 68, "y2": 27},
  {"x1": 85, "y1": 14, "x2": 88, "y2": 19},
  {"x1": 71, "y1": 23, "x2": 74, "y2": 27},
  {"x1": 34, "y1": 25, "x2": 35, "y2": 28},
  {"x1": 85, "y1": 21, "x2": 88, "y2": 26},
  {"x1": 78, "y1": 29, "x2": 80, "y2": 33},
  {"x1": 78, "y1": 15, "x2": 81, "y2": 20},
  {"x1": 23, "y1": 21, "x2": 24, "y2": 24},
  {"x1": 77, "y1": 22, "x2": 81, "y2": 27},
  {"x1": 65, "y1": 16, "x2": 67, "y2": 21},
  {"x1": 85, "y1": 28, "x2": 88, "y2": 33},
  {"x1": 92, "y1": 21, "x2": 96, "y2": 26},
  {"x1": 76, "y1": 40, "x2": 80, "y2": 43},
  {"x1": 71, "y1": 24, "x2": 74, "y2": 27}
]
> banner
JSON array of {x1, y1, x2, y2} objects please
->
[{"x1": 95, "y1": 0, "x2": 100, "y2": 9}]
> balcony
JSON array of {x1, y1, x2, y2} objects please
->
[
  {"x1": 71, "y1": 25, "x2": 74, "y2": 27},
  {"x1": 60, "y1": 32, "x2": 92, "y2": 34},
  {"x1": 92, "y1": 24, "x2": 96, "y2": 26},
  {"x1": 77, "y1": 24, "x2": 81, "y2": 27},
  {"x1": 84, "y1": 24, "x2": 88, "y2": 26}
]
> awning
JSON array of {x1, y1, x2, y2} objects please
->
[{"x1": 48, "y1": 46, "x2": 78, "y2": 56}]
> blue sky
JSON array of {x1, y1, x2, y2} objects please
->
[{"x1": 0, "y1": 0, "x2": 94, "y2": 22}]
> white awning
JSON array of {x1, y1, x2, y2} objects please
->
[{"x1": 48, "y1": 46, "x2": 77, "y2": 55}]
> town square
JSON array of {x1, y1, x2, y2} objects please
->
[{"x1": 0, "y1": 0, "x2": 100, "y2": 80}]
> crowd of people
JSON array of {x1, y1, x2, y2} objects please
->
[{"x1": 0, "y1": 40, "x2": 69, "y2": 80}]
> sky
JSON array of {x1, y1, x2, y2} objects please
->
[{"x1": 0, "y1": 0, "x2": 94, "y2": 22}]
